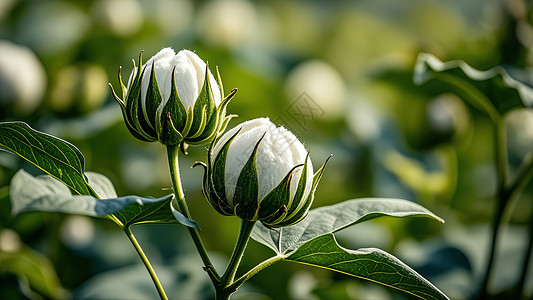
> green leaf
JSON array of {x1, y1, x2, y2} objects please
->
[
  {"x1": 0, "y1": 247, "x2": 66, "y2": 299},
  {"x1": 73, "y1": 253, "x2": 215, "y2": 300},
  {"x1": 251, "y1": 198, "x2": 444, "y2": 255},
  {"x1": 414, "y1": 53, "x2": 533, "y2": 119},
  {"x1": 286, "y1": 234, "x2": 449, "y2": 300},
  {"x1": 0, "y1": 121, "x2": 94, "y2": 196},
  {"x1": 10, "y1": 170, "x2": 198, "y2": 229}
]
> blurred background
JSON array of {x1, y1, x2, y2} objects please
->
[{"x1": 0, "y1": 0, "x2": 532, "y2": 299}]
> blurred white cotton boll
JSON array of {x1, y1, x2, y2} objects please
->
[
  {"x1": 426, "y1": 94, "x2": 469, "y2": 137},
  {"x1": 507, "y1": 109, "x2": 533, "y2": 157},
  {"x1": 288, "y1": 271, "x2": 319, "y2": 300},
  {"x1": 284, "y1": 60, "x2": 346, "y2": 119},
  {"x1": 147, "y1": 0, "x2": 193, "y2": 36},
  {"x1": 0, "y1": 229, "x2": 21, "y2": 253},
  {"x1": 0, "y1": 40, "x2": 46, "y2": 116},
  {"x1": 92, "y1": 0, "x2": 143, "y2": 36},
  {"x1": 197, "y1": 0, "x2": 257, "y2": 48},
  {"x1": 346, "y1": 93, "x2": 383, "y2": 144},
  {"x1": 17, "y1": 1, "x2": 90, "y2": 54},
  {"x1": 0, "y1": 0, "x2": 16, "y2": 21},
  {"x1": 61, "y1": 215, "x2": 95, "y2": 250},
  {"x1": 49, "y1": 64, "x2": 109, "y2": 114}
]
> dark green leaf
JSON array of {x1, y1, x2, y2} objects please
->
[
  {"x1": 0, "y1": 247, "x2": 66, "y2": 299},
  {"x1": 286, "y1": 234, "x2": 449, "y2": 300},
  {"x1": 414, "y1": 53, "x2": 533, "y2": 119},
  {"x1": 0, "y1": 121, "x2": 94, "y2": 196},
  {"x1": 251, "y1": 198, "x2": 444, "y2": 255},
  {"x1": 170, "y1": 203, "x2": 201, "y2": 230},
  {"x1": 10, "y1": 170, "x2": 197, "y2": 229}
]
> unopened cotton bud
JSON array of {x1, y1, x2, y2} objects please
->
[
  {"x1": 201, "y1": 117, "x2": 328, "y2": 228},
  {"x1": 110, "y1": 48, "x2": 236, "y2": 147}
]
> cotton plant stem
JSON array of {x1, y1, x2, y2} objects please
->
[
  {"x1": 221, "y1": 220, "x2": 256, "y2": 285},
  {"x1": 212, "y1": 220, "x2": 256, "y2": 300},
  {"x1": 479, "y1": 118, "x2": 508, "y2": 299},
  {"x1": 124, "y1": 226, "x2": 168, "y2": 300},
  {"x1": 229, "y1": 255, "x2": 284, "y2": 292},
  {"x1": 480, "y1": 151, "x2": 533, "y2": 299},
  {"x1": 167, "y1": 145, "x2": 220, "y2": 282},
  {"x1": 516, "y1": 215, "x2": 533, "y2": 299},
  {"x1": 511, "y1": 153, "x2": 533, "y2": 299},
  {"x1": 507, "y1": 153, "x2": 533, "y2": 199}
]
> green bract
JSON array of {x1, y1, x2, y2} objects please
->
[
  {"x1": 110, "y1": 48, "x2": 236, "y2": 147},
  {"x1": 200, "y1": 118, "x2": 329, "y2": 228}
]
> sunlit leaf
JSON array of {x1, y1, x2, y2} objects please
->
[
  {"x1": 10, "y1": 170, "x2": 198, "y2": 229},
  {"x1": 286, "y1": 234, "x2": 449, "y2": 300},
  {"x1": 414, "y1": 53, "x2": 533, "y2": 119},
  {"x1": 0, "y1": 121, "x2": 94, "y2": 196},
  {"x1": 251, "y1": 198, "x2": 444, "y2": 255}
]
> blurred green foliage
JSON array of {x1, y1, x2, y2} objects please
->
[{"x1": 0, "y1": 0, "x2": 532, "y2": 299}]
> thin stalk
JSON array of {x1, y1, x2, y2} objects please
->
[
  {"x1": 479, "y1": 118, "x2": 508, "y2": 299},
  {"x1": 167, "y1": 145, "x2": 220, "y2": 282},
  {"x1": 512, "y1": 153, "x2": 533, "y2": 299},
  {"x1": 221, "y1": 220, "x2": 256, "y2": 284},
  {"x1": 516, "y1": 215, "x2": 533, "y2": 299},
  {"x1": 229, "y1": 255, "x2": 284, "y2": 292},
  {"x1": 124, "y1": 226, "x2": 168, "y2": 300},
  {"x1": 507, "y1": 153, "x2": 533, "y2": 199},
  {"x1": 217, "y1": 220, "x2": 256, "y2": 300}
]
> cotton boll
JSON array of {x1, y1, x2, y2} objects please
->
[
  {"x1": 507, "y1": 109, "x2": 533, "y2": 157},
  {"x1": 0, "y1": 229, "x2": 21, "y2": 253},
  {"x1": 284, "y1": 60, "x2": 346, "y2": 120},
  {"x1": 206, "y1": 117, "x2": 327, "y2": 227},
  {"x1": 0, "y1": 40, "x2": 46, "y2": 117},
  {"x1": 61, "y1": 215, "x2": 95, "y2": 251},
  {"x1": 0, "y1": 0, "x2": 16, "y2": 21},
  {"x1": 426, "y1": 94, "x2": 469, "y2": 139},
  {"x1": 92, "y1": 0, "x2": 144, "y2": 37},
  {"x1": 111, "y1": 48, "x2": 231, "y2": 146},
  {"x1": 197, "y1": 0, "x2": 258, "y2": 48},
  {"x1": 346, "y1": 93, "x2": 384, "y2": 144},
  {"x1": 148, "y1": 0, "x2": 193, "y2": 37},
  {"x1": 16, "y1": 1, "x2": 90, "y2": 54},
  {"x1": 49, "y1": 64, "x2": 108, "y2": 115}
]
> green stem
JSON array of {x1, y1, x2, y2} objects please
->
[
  {"x1": 124, "y1": 226, "x2": 168, "y2": 300},
  {"x1": 229, "y1": 255, "x2": 284, "y2": 292},
  {"x1": 511, "y1": 153, "x2": 533, "y2": 299},
  {"x1": 480, "y1": 151, "x2": 533, "y2": 299},
  {"x1": 221, "y1": 220, "x2": 256, "y2": 284},
  {"x1": 516, "y1": 214, "x2": 533, "y2": 299},
  {"x1": 479, "y1": 118, "x2": 508, "y2": 299},
  {"x1": 216, "y1": 220, "x2": 256, "y2": 300},
  {"x1": 507, "y1": 153, "x2": 533, "y2": 199},
  {"x1": 166, "y1": 145, "x2": 220, "y2": 283}
]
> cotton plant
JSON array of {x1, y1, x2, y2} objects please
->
[{"x1": 0, "y1": 48, "x2": 449, "y2": 300}]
